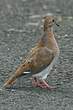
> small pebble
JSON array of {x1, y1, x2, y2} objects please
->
[
  {"x1": 11, "y1": 89, "x2": 16, "y2": 92},
  {"x1": 65, "y1": 34, "x2": 68, "y2": 37}
]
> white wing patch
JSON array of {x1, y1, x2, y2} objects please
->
[{"x1": 23, "y1": 71, "x2": 31, "y2": 74}]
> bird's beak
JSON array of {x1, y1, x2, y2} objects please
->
[{"x1": 54, "y1": 21, "x2": 60, "y2": 26}]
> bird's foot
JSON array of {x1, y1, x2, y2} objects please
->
[{"x1": 32, "y1": 78, "x2": 56, "y2": 90}]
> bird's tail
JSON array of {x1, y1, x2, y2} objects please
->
[{"x1": 3, "y1": 61, "x2": 32, "y2": 88}]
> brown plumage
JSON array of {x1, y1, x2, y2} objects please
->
[{"x1": 3, "y1": 16, "x2": 60, "y2": 89}]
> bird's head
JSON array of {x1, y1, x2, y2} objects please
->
[{"x1": 43, "y1": 16, "x2": 59, "y2": 31}]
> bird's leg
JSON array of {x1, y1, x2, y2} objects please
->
[
  {"x1": 32, "y1": 77, "x2": 56, "y2": 90},
  {"x1": 32, "y1": 77, "x2": 38, "y2": 87}
]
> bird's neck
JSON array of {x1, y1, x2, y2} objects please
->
[
  {"x1": 44, "y1": 27, "x2": 54, "y2": 39},
  {"x1": 44, "y1": 27, "x2": 53, "y2": 33}
]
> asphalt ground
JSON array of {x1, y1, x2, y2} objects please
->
[{"x1": 0, "y1": 0, "x2": 73, "y2": 110}]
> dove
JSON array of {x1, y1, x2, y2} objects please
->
[{"x1": 3, "y1": 16, "x2": 60, "y2": 90}]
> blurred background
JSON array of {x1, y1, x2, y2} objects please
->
[{"x1": 0, "y1": 0, "x2": 73, "y2": 110}]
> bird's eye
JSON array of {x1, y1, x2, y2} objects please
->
[{"x1": 52, "y1": 19, "x2": 54, "y2": 22}]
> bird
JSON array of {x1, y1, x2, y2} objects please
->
[{"x1": 3, "y1": 16, "x2": 60, "y2": 90}]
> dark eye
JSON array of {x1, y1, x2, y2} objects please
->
[{"x1": 52, "y1": 19, "x2": 54, "y2": 22}]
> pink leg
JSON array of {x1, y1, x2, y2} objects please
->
[
  {"x1": 32, "y1": 78, "x2": 56, "y2": 90},
  {"x1": 32, "y1": 77, "x2": 38, "y2": 87}
]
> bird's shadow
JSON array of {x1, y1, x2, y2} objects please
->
[
  {"x1": 5, "y1": 83, "x2": 59, "y2": 94},
  {"x1": 5, "y1": 85, "x2": 46, "y2": 93}
]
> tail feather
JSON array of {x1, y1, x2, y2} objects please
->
[{"x1": 3, "y1": 62, "x2": 32, "y2": 88}]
